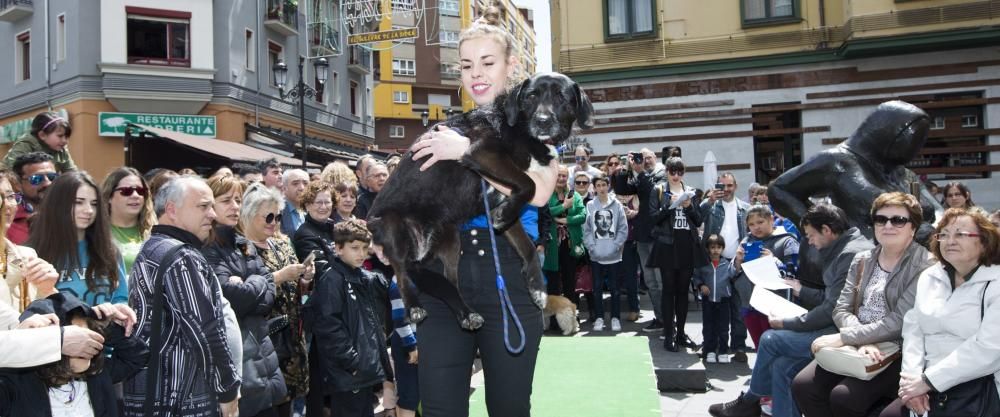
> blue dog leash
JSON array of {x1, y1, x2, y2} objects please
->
[{"x1": 480, "y1": 179, "x2": 526, "y2": 354}]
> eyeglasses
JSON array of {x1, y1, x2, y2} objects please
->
[
  {"x1": 25, "y1": 172, "x2": 58, "y2": 186},
  {"x1": 115, "y1": 186, "x2": 148, "y2": 197},
  {"x1": 312, "y1": 200, "x2": 333, "y2": 207},
  {"x1": 575, "y1": 181, "x2": 590, "y2": 185},
  {"x1": 264, "y1": 212, "x2": 283, "y2": 224},
  {"x1": 872, "y1": 215, "x2": 911, "y2": 227},
  {"x1": 935, "y1": 231, "x2": 980, "y2": 241},
  {"x1": 3, "y1": 193, "x2": 22, "y2": 205}
]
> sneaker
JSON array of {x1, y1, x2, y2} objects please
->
[
  {"x1": 592, "y1": 318, "x2": 605, "y2": 331},
  {"x1": 610, "y1": 318, "x2": 622, "y2": 332},
  {"x1": 708, "y1": 392, "x2": 762, "y2": 417},
  {"x1": 705, "y1": 352, "x2": 717, "y2": 363},
  {"x1": 732, "y1": 351, "x2": 749, "y2": 363},
  {"x1": 641, "y1": 320, "x2": 663, "y2": 333},
  {"x1": 718, "y1": 354, "x2": 732, "y2": 364},
  {"x1": 760, "y1": 397, "x2": 773, "y2": 416}
]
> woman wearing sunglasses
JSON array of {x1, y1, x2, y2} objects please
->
[
  {"x1": 0, "y1": 169, "x2": 60, "y2": 313},
  {"x1": 201, "y1": 182, "x2": 288, "y2": 417},
  {"x1": 27, "y1": 172, "x2": 133, "y2": 327},
  {"x1": 793, "y1": 192, "x2": 935, "y2": 417},
  {"x1": 100, "y1": 167, "x2": 156, "y2": 274}
]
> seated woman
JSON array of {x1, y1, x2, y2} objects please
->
[
  {"x1": 0, "y1": 169, "x2": 59, "y2": 316},
  {"x1": 792, "y1": 192, "x2": 935, "y2": 417},
  {"x1": 882, "y1": 208, "x2": 1000, "y2": 417},
  {"x1": 0, "y1": 293, "x2": 147, "y2": 417}
]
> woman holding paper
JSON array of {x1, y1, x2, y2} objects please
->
[
  {"x1": 732, "y1": 205, "x2": 800, "y2": 348},
  {"x1": 791, "y1": 192, "x2": 934, "y2": 417}
]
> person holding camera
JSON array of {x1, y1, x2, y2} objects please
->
[
  {"x1": 700, "y1": 172, "x2": 753, "y2": 361},
  {"x1": 612, "y1": 148, "x2": 667, "y2": 333}
]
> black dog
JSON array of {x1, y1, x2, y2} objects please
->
[{"x1": 367, "y1": 72, "x2": 594, "y2": 329}]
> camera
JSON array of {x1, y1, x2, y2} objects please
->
[
  {"x1": 631, "y1": 154, "x2": 643, "y2": 164},
  {"x1": 715, "y1": 183, "x2": 725, "y2": 191}
]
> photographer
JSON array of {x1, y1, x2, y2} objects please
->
[{"x1": 612, "y1": 148, "x2": 666, "y2": 333}]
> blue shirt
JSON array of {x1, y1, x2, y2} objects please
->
[
  {"x1": 462, "y1": 206, "x2": 539, "y2": 241},
  {"x1": 280, "y1": 199, "x2": 305, "y2": 237},
  {"x1": 55, "y1": 240, "x2": 129, "y2": 306}
]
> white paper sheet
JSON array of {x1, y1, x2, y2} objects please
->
[
  {"x1": 668, "y1": 190, "x2": 696, "y2": 210},
  {"x1": 742, "y1": 255, "x2": 791, "y2": 290},
  {"x1": 750, "y1": 287, "x2": 807, "y2": 319}
]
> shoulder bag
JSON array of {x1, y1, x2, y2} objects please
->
[{"x1": 815, "y1": 259, "x2": 902, "y2": 381}]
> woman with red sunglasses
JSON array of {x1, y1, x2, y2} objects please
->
[{"x1": 100, "y1": 167, "x2": 155, "y2": 274}]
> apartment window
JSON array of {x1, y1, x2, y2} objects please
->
[
  {"x1": 961, "y1": 115, "x2": 979, "y2": 128},
  {"x1": 126, "y1": 7, "x2": 192, "y2": 67},
  {"x1": 16, "y1": 31, "x2": 30, "y2": 82},
  {"x1": 742, "y1": 0, "x2": 799, "y2": 27},
  {"x1": 906, "y1": 93, "x2": 989, "y2": 180},
  {"x1": 605, "y1": 0, "x2": 654, "y2": 40},
  {"x1": 268, "y1": 41, "x2": 283, "y2": 87},
  {"x1": 390, "y1": 125, "x2": 405, "y2": 138},
  {"x1": 393, "y1": 90, "x2": 409, "y2": 103},
  {"x1": 440, "y1": 63, "x2": 460, "y2": 79},
  {"x1": 331, "y1": 71, "x2": 340, "y2": 105},
  {"x1": 245, "y1": 30, "x2": 255, "y2": 70},
  {"x1": 57, "y1": 15, "x2": 66, "y2": 62},
  {"x1": 931, "y1": 116, "x2": 945, "y2": 130},
  {"x1": 392, "y1": 59, "x2": 415, "y2": 76},
  {"x1": 350, "y1": 81, "x2": 359, "y2": 116},
  {"x1": 440, "y1": 0, "x2": 460, "y2": 16},
  {"x1": 439, "y1": 30, "x2": 460, "y2": 46}
]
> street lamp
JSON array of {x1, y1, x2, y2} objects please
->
[
  {"x1": 420, "y1": 110, "x2": 430, "y2": 127},
  {"x1": 273, "y1": 56, "x2": 329, "y2": 169}
]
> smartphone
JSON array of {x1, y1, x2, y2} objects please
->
[
  {"x1": 303, "y1": 251, "x2": 317, "y2": 266},
  {"x1": 715, "y1": 183, "x2": 725, "y2": 191}
]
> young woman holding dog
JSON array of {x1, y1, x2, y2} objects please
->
[{"x1": 403, "y1": 6, "x2": 560, "y2": 417}]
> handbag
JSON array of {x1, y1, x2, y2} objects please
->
[
  {"x1": 575, "y1": 263, "x2": 593, "y2": 293},
  {"x1": 815, "y1": 259, "x2": 901, "y2": 380},
  {"x1": 928, "y1": 281, "x2": 999, "y2": 417}
]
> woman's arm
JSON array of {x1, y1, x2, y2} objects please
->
[{"x1": 410, "y1": 126, "x2": 558, "y2": 207}]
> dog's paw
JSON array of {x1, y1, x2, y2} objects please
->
[
  {"x1": 532, "y1": 290, "x2": 547, "y2": 310},
  {"x1": 408, "y1": 307, "x2": 428, "y2": 324},
  {"x1": 461, "y1": 312, "x2": 485, "y2": 331}
]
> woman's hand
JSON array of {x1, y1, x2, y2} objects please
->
[
  {"x1": 810, "y1": 333, "x2": 845, "y2": 354},
  {"x1": 898, "y1": 373, "x2": 932, "y2": 404},
  {"x1": 410, "y1": 126, "x2": 470, "y2": 171},
  {"x1": 857, "y1": 344, "x2": 884, "y2": 363},
  {"x1": 760, "y1": 248, "x2": 773, "y2": 258},
  {"x1": 276, "y1": 264, "x2": 308, "y2": 285},
  {"x1": 21, "y1": 255, "x2": 58, "y2": 296},
  {"x1": 904, "y1": 394, "x2": 930, "y2": 415},
  {"x1": 94, "y1": 303, "x2": 138, "y2": 336},
  {"x1": 554, "y1": 217, "x2": 568, "y2": 225},
  {"x1": 562, "y1": 192, "x2": 574, "y2": 209},
  {"x1": 18, "y1": 313, "x2": 58, "y2": 329}
]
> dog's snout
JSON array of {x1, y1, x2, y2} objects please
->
[{"x1": 535, "y1": 113, "x2": 552, "y2": 123}]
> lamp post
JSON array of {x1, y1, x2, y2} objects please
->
[{"x1": 273, "y1": 56, "x2": 329, "y2": 169}]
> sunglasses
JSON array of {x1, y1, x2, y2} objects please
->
[
  {"x1": 872, "y1": 215, "x2": 910, "y2": 227},
  {"x1": 26, "y1": 172, "x2": 58, "y2": 186},
  {"x1": 668, "y1": 169, "x2": 685, "y2": 175},
  {"x1": 115, "y1": 186, "x2": 148, "y2": 197},
  {"x1": 607, "y1": 162, "x2": 620, "y2": 166},
  {"x1": 575, "y1": 180, "x2": 590, "y2": 185},
  {"x1": 264, "y1": 212, "x2": 283, "y2": 224}
]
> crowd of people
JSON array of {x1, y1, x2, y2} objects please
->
[{"x1": 2, "y1": 6, "x2": 1000, "y2": 417}]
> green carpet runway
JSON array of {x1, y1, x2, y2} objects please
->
[{"x1": 469, "y1": 336, "x2": 661, "y2": 417}]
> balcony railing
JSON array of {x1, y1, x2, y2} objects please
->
[
  {"x1": 0, "y1": 0, "x2": 33, "y2": 22},
  {"x1": 311, "y1": 24, "x2": 340, "y2": 54},
  {"x1": 348, "y1": 46, "x2": 371, "y2": 73},
  {"x1": 265, "y1": 0, "x2": 299, "y2": 36}
]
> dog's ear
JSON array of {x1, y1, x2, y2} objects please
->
[
  {"x1": 505, "y1": 78, "x2": 530, "y2": 127},
  {"x1": 573, "y1": 83, "x2": 595, "y2": 130}
]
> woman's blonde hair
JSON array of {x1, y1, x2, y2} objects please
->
[
  {"x1": 458, "y1": 5, "x2": 520, "y2": 87},
  {"x1": 321, "y1": 161, "x2": 357, "y2": 188}
]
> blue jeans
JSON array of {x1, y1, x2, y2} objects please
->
[
  {"x1": 591, "y1": 261, "x2": 622, "y2": 320},
  {"x1": 748, "y1": 328, "x2": 829, "y2": 417}
]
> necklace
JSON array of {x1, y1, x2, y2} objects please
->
[{"x1": 50, "y1": 381, "x2": 77, "y2": 404}]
